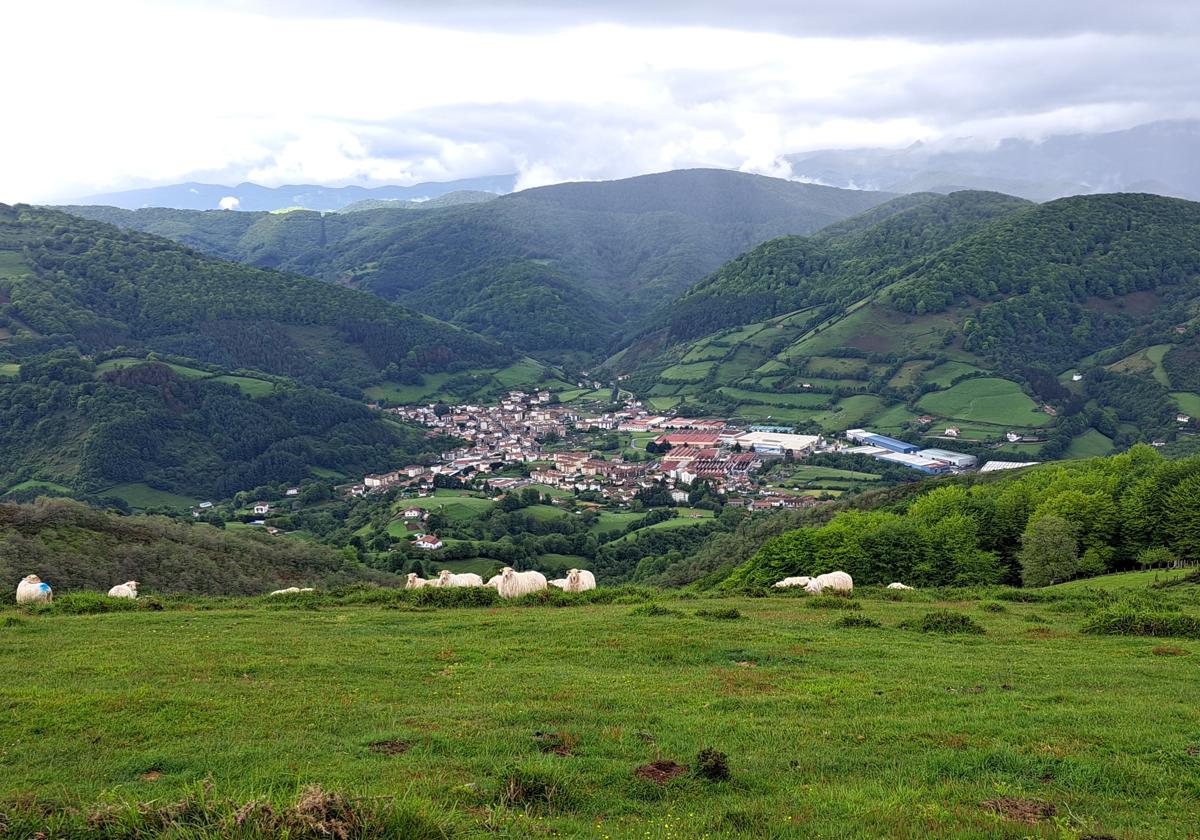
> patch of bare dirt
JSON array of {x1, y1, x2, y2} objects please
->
[
  {"x1": 1152, "y1": 646, "x2": 1189, "y2": 656},
  {"x1": 635, "y1": 760, "x2": 688, "y2": 784},
  {"x1": 368, "y1": 739, "x2": 411, "y2": 756},
  {"x1": 981, "y1": 797, "x2": 1056, "y2": 824},
  {"x1": 533, "y1": 731, "x2": 578, "y2": 756},
  {"x1": 139, "y1": 771, "x2": 162, "y2": 782}
]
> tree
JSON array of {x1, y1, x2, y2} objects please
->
[{"x1": 1018, "y1": 515, "x2": 1079, "y2": 587}]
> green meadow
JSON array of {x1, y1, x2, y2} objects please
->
[{"x1": 2, "y1": 578, "x2": 1198, "y2": 838}]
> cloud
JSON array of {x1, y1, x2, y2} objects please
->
[
  {"x1": 218, "y1": 196, "x2": 240, "y2": 210},
  {"x1": 1, "y1": 0, "x2": 1197, "y2": 202}
]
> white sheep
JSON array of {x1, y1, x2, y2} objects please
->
[
  {"x1": 405, "y1": 573, "x2": 437, "y2": 589},
  {"x1": 268, "y1": 586, "x2": 314, "y2": 596},
  {"x1": 549, "y1": 578, "x2": 568, "y2": 589},
  {"x1": 804, "y1": 571, "x2": 854, "y2": 594},
  {"x1": 16, "y1": 575, "x2": 52, "y2": 604},
  {"x1": 886, "y1": 582, "x2": 914, "y2": 590},
  {"x1": 485, "y1": 574, "x2": 502, "y2": 589},
  {"x1": 107, "y1": 581, "x2": 139, "y2": 599},
  {"x1": 564, "y1": 568, "x2": 596, "y2": 593},
  {"x1": 435, "y1": 570, "x2": 484, "y2": 588},
  {"x1": 496, "y1": 566, "x2": 547, "y2": 599},
  {"x1": 773, "y1": 576, "x2": 812, "y2": 589}
]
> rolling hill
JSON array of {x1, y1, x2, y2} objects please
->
[
  {"x1": 0, "y1": 204, "x2": 526, "y2": 500},
  {"x1": 63, "y1": 169, "x2": 896, "y2": 354},
  {"x1": 619, "y1": 191, "x2": 1200, "y2": 455}
]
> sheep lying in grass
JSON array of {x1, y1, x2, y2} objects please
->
[
  {"x1": 805, "y1": 571, "x2": 854, "y2": 594},
  {"x1": 564, "y1": 568, "x2": 596, "y2": 592},
  {"x1": 435, "y1": 570, "x2": 484, "y2": 588},
  {"x1": 773, "y1": 576, "x2": 812, "y2": 589},
  {"x1": 549, "y1": 578, "x2": 568, "y2": 589},
  {"x1": 496, "y1": 567, "x2": 547, "y2": 599},
  {"x1": 404, "y1": 573, "x2": 436, "y2": 589},
  {"x1": 269, "y1": 586, "x2": 315, "y2": 596},
  {"x1": 107, "y1": 581, "x2": 139, "y2": 599},
  {"x1": 16, "y1": 575, "x2": 52, "y2": 604},
  {"x1": 887, "y1": 582, "x2": 914, "y2": 590}
]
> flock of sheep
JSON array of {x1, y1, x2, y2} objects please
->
[
  {"x1": 771, "y1": 572, "x2": 913, "y2": 592},
  {"x1": 16, "y1": 569, "x2": 913, "y2": 605},
  {"x1": 403, "y1": 566, "x2": 597, "y2": 598}
]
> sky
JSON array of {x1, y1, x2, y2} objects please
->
[{"x1": 3, "y1": 0, "x2": 1199, "y2": 202}]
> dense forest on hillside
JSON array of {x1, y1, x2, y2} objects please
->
[
  {"x1": 720, "y1": 445, "x2": 1199, "y2": 590},
  {"x1": 63, "y1": 170, "x2": 893, "y2": 354},
  {"x1": 0, "y1": 498, "x2": 396, "y2": 595}
]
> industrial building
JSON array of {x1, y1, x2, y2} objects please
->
[
  {"x1": 875, "y1": 451, "x2": 954, "y2": 474},
  {"x1": 916, "y1": 448, "x2": 977, "y2": 469},
  {"x1": 842, "y1": 430, "x2": 976, "y2": 474},
  {"x1": 845, "y1": 429, "x2": 920, "y2": 454},
  {"x1": 735, "y1": 431, "x2": 822, "y2": 456}
]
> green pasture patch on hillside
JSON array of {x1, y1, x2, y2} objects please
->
[
  {"x1": 730, "y1": 405, "x2": 820, "y2": 424},
  {"x1": 713, "y1": 322, "x2": 768, "y2": 346},
  {"x1": 871, "y1": 403, "x2": 920, "y2": 431},
  {"x1": 922, "y1": 361, "x2": 984, "y2": 388},
  {"x1": 95, "y1": 357, "x2": 213, "y2": 379},
  {"x1": 1108, "y1": 343, "x2": 1172, "y2": 387},
  {"x1": 1, "y1": 479, "x2": 73, "y2": 497},
  {"x1": 646, "y1": 396, "x2": 681, "y2": 411},
  {"x1": 104, "y1": 482, "x2": 201, "y2": 511},
  {"x1": 659, "y1": 360, "x2": 716, "y2": 382},
  {"x1": 755, "y1": 358, "x2": 790, "y2": 374},
  {"x1": 918, "y1": 378, "x2": 1051, "y2": 427},
  {"x1": 364, "y1": 373, "x2": 453, "y2": 404},
  {"x1": 210, "y1": 375, "x2": 275, "y2": 397},
  {"x1": 522, "y1": 504, "x2": 568, "y2": 522},
  {"x1": 681, "y1": 342, "x2": 729, "y2": 363},
  {"x1": 0, "y1": 250, "x2": 30, "y2": 278},
  {"x1": 786, "y1": 464, "x2": 881, "y2": 481},
  {"x1": 716, "y1": 387, "x2": 828, "y2": 408},
  {"x1": 805, "y1": 356, "x2": 882, "y2": 378},
  {"x1": 491, "y1": 358, "x2": 555, "y2": 388},
  {"x1": 0, "y1": 362, "x2": 18, "y2": 380},
  {"x1": 791, "y1": 306, "x2": 957, "y2": 357},
  {"x1": 1171, "y1": 392, "x2": 1200, "y2": 417},
  {"x1": 1064, "y1": 429, "x2": 1115, "y2": 459},
  {"x1": 812, "y1": 394, "x2": 885, "y2": 431},
  {"x1": 712, "y1": 346, "x2": 766, "y2": 383},
  {"x1": 588, "y1": 511, "x2": 642, "y2": 535},
  {"x1": 2, "y1": 592, "x2": 1197, "y2": 838},
  {"x1": 888, "y1": 360, "x2": 932, "y2": 389},
  {"x1": 1043, "y1": 567, "x2": 1194, "y2": 593}
]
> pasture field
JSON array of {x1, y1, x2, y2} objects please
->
[
  {"x1": 209, "y1": 374, "x2": 275, "y2": 397},
  {"x1": 1064, "y1": 429, "x2": 1114, "y2": 459},
  {"x1": 0, "y1": 362, "x2": 19, "y2": 379},
  {"x1": 659, "y1": 361, "x2": 716, "y2": 382},
  {"x1": 922, "y1": 361, "x2": 983, "y2": 388},
  {"x1": 716, "y1": 387, "x2": 828, "y2": 408},
  {"x1": 103, "y1": 482, "x2": 202, "y2": 511},
  {"x1": 1171, "y1": 392, "x2": 1200, "y2": 417},
  {"x1": 1, "y1": 581, "x2": 1198, "y2": 838},
  {"x1": 917, "y1": 378, "x2": 1052, "y2": 427}
]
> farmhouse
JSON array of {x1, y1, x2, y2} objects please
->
[
  {"x1": 402, "y1": 507, "x2": 424, "y2": 519},
  {"x1": 253, "y1": 502, "x2": 271, "y2": 515},
  {"x1": 413, "y1": 534, "x2": 444, "y2": 550}
]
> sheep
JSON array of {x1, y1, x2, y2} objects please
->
[
  {"x1": 804, "y1": 571, "x2": 854, "y2": 594},
  {"x1": 268, "y1": 586, "x2": 315, "y2": 596},
  {"x1": 107, "y1": 581, "x2": 139, "y2": 599},
  {"x1": 16, "y1": 575, "x2": 52, "y2": 604},
  {"x1": 496, "y1": 566, "x2": 547, "y2": 599},
  {"x1": 405, "y1": 573, "x2": 436, "y2": 589},
  {"x1": 886, "y1": 582, "x2": 914, "y2": 590},
  {"x1": 435, "y1": 570, "x2": 484, "y2": 588},
  {"x1": 549, "y1": 578, "x2": 568, "y2": 589},
  {"x1": 564, "y1": 568, "x2": 596, "y2": 593},
  {"x1": 773, "y1": 576, "x2": 812, "y2": 589},
  {"x1": 485, "y1": 574, "x2": 502, "y2": 589}
]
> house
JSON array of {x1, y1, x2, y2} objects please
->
[
  {"x1": 1178, "y1": 414, "x2": 1191, "y2": 424},
  {"x1": 285, "y1": 487, "x2": 300, "y2": 497},
  {"x1": 1071, "y1": 373, "x2": 1083, "y2": 382},
  {"x1": 1151, "y1": 438, "x2": 1167, "y2": 448},
  {"x1": 253, "y1": 502, "x2": 271, "y2": 515},
  {"x1": 414, "y1": 534, "x2": 443, "y2": 550},
  {"x1": 198, "y1": 501, "x2": 214, "y2": 510},
  {"x1": 944, "y1": 427, "x2": 960, "y2": 438},
  {"x1": 917, "y1": 415, "x2": 934, "y2": 425},
  {"x1": 403, "y1": 507, "x2": 424, "y2": 519},
  {"x1": 1005, "y1": 432, "x2": 1022, "y2": 443}
]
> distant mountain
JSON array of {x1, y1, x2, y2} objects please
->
[
  {"x1": 785, "y1": 120, "x2": 1200, "y2": 202},
  {"x1": 0, "y1": 204, "x2": 507, "y2": 498},
  {"x1": 78, "y1": 175, "x2": 519, "y2": 212},
  {"x1": 619, "y1": 190, "x2": 1200, "y2": 455},
  {"x1": 63, "y1": 169, "x2": 896, "y2": 354},
  {"x1": 336, "y1": 191, "x2": 500, "y2": 213}
]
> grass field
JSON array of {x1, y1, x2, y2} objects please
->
[
  {"x1": 209, "y1": 375, "x2": 275, "y2": 397},
  {"x1": 1064, "y1": 429, "x2": 1114, "y2": 459},
  {"x1": 0, "y1": 362, "x2": 19, "y2": 380},
  {"x1": 1171, "y1": 392, "x2": 1200, "y2": 417},
  {"x1": 918, "y1": 378, "x2": 1052, "y2": 427},
  {"x1": 0, "y1": 478, "x2": 73, "y2": 497},
  {"x1": 659, "y1": 361, "x2": 716, "y2": 383},
  {"x1": 2, "y1": 583, "x2": 1197, "y2": 838},
  {"x1": 364, "y1": 373, "x2": 454, "y2": 404},
  {"x1": 104, "y1": 482, "x2": 202, "y2": 510},
  {"x1": 1108, "y1": 343, "x2": 1172, "y2": 387},
  {"x1": 922, "y1": 361, "x2": 983, "y2": 388},
  {"x1": 95, "y1": 357, "x2": 212, "y2": 379},
  {"x1": 1043, "y1": 567, "x2": 1194, "y2": 592},
  {"x1": 716, "y1": 387, "x2": 827, "y2": 408}
]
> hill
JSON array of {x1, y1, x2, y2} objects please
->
[
  {"x1": 77, "y1": 174, "x2": 518, "y2": 212},
  {"x1": 621, "y1": 191, "x2": 1200, "y2": 453},
  {"x1": 336, "y1": 190, "x2": 500, "y2": 213},
  {"x1": 62, "y1": 169, "x2": 895, "y2": 354},
  {"x1": 0, "y1": 497, "x2": 397, "y2": 594},
  {"x1": 785, "y1": 120, "x2": 1200, "y2": 202},
  {"x1": 0, "y1": 204, "x2": 510, "y2": 498}
]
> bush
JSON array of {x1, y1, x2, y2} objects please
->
[
  {"x1": 833, "y1": 614, "x2": 882, "y2": 629},
  {"x1": 409, "y1": 587, "x2": 501, "y2": 608},
  {"x1": 28, "y1": 592, "x2": 141, "y2": 615},
  {"x1": 898, "y1": 610, "x2": 986, "y2": 635},
  {"x1": 629, "y1": 603, "x2": 684, "y2": 618},
  {"x1": 979, "y1": 601, "x2": 1007, "y2": 613},
  {"x1": 1082, "y1": 606, "x2": 1200, "y2": 639},
  {"x1": 493, "y1": 760, "x2": 576, "y2": 813},
  {"x1": 807, "y1": 596, "x2": 862, "y2": 611},
  {"x1": 695, "y1": 608, "x2": 745, "y2": 621},
  {"x1": 694, "y1": 748, "x2": 730, "y2": 781}
]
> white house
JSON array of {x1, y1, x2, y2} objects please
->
[
  {"x1": 1005, "y1": 432, "x2": 1022, "y2": 443},
  {"x1": 253, "y1": 502, "x2": 271, "y2": 515},
  {"x1": 1178, "y1": 414, "x2": 1191, "y2": 424},
  {"x1": 944, "y1": 427, "x2": 960, "y2": 438},
  {"x1": 413, "y1": 534, "x2": 443, "y2": 550},
  {"x1": 285, "y1": 487, "x2": 300, "y2": 496},
  {"x1": 403, "y1": 507, "x2": 424, "y2": 519}
]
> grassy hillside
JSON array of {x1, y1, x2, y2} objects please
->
[
  {"x1": 62, "y1": 170, "x2": 894, "y2": 355},
  {"x1": 622, "y1": 192, "x2": 1200, "y2": 450},
  {"x1": 1, "y1": 584, "x2": 1197, "y2": 838}
]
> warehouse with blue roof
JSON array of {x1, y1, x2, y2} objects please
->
[{"x1": 845, "y1": 429, "x2": 920, "y2": 454}]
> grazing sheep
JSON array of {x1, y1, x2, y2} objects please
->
[
  {"x1": 496, "y1": 566, "x2": 547, "y2": 599},
  {"x1": 485, "y1": 574, "x2": 502, "y2": 589},
  {"x1": 773, "y1": 576, "x2": 812, "y2": 589},
  {"x1": 804, "y1": 571, "x2": 854, "y2": 594},
  {"x1": 16, "y1": 575, "x2": 52, "y2": 604},
  {"x1": 435, "y1": 570, "x2": 484, "y2": 588},
  {"x1": 405, "y1": 573, "x2": 436, "y2": 589},
  {"x1": 107, "y1": 581, "x2": 139, "y2": 599},
  {"x1": 549, "y1": 578, "x2": 568, "y2": 589},
  {"x1": 564, "y1": 568, "x2": 596, "y2": 592},
  {"x1": 269, "y1": 586, "x2": 301, "y2": 596},
  {"x1": 887, "y1": 582, "x2": 914, "y2": 590}
]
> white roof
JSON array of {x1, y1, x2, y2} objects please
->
[
  {"x1": 979, "y1": 460, "x2": 1038, "y2": 473},
  {"x1": 735, "y1": 432, "x2": 821, "y2": 450}
]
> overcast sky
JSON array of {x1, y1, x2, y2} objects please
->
[{"x1": 4, "y1": 0, "x2": 1199, "y2": 202}]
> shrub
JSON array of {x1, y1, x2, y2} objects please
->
[
  {"x1": 899, "y1": 610, "x2": 985, "y2": 635},
  {"x1": 806, "y1": 596, "x2": 862, "y2": 611},
  {"x1": 979, "y1": 601, "x2": 1007, "y2": 613},
  {"x1": 29, "y1": 592, "x2": 141, "y2": 615},
  {"x1": 409, "y1": 586, "x2": 500, "y2": 608},
  {"x1": 1082, "y1": 606, "x2": 1200, "y2": 639},
  {"x1": 694, "y1": 748, "x2": 730, "y2": 781},
  {"x1": 494, "y1": 761, "x2": 576, "y2": 813},
  {"x1": 629, "y1": 603, "x2": 684, "y2": 618},
  {"x1": 695, "y1": 608, "x2": 745, "y2": 621},
  {"x1": 833, "y1": 614, "x2": 882, "y2": 629},
  {"x1": 1023, "y1": 612, "x2": 1048, "y2": 623}
]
